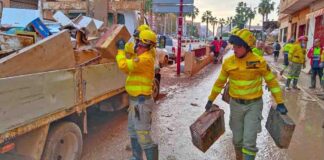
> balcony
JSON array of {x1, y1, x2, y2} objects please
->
[
  {"x1": 42, "y1": 1, "x2": 87, "y2": 10},
  {"x1": 108, "y1": 0, "x2": 143, "y2": 11},
  {"x1": 280, "y1": 0, "x2": 316, "y2": 14}
]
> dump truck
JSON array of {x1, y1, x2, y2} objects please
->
[{"x1": 0, "y1": 28, "x2": 161, "y2": 160}]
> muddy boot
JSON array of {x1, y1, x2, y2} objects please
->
[
  {"x1": 130, "y1": 138, "x2": 143, "y2": 160},
  {"x1": 235, "y1": 147, "x2": 243, "y2": 160},
  {"x1": 292, "y1": 79, "x2": 300, "y2": 90},
  {"x1": 285, "y1": 79, "x2": 291, "y2": 90},
  {"x1": 243, "y1": 154, "x2": 255, "y2": 160},
  {"x1": 144, "y1": 144, "x2": 158, "y2": 160}
]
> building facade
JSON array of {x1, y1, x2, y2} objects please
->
[{"x1": 279, "y1": 0, "x2": 324, "y2": 48}]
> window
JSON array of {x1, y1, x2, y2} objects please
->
[{"x1": 107, "y1": 13, "x2": 125, "y2": 26}]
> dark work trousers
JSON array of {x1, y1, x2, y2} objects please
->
[{"x1": 310, "y1": 68, "x2": 323, "y2": 88}]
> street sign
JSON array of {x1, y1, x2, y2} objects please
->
[
  {"x1": 152, "y1": 4, "x2": 194, "y2": 13},
  {"x1": 153, "y1": 0, "x2": 193, "y2": 4}
]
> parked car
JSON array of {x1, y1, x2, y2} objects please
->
[{"x1": 164, "y1": 36, "x2": 186, "y2": 62}]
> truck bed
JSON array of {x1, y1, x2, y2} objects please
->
[{"x1": 0, "y1": 62, "x2": 126, "y2": 143}]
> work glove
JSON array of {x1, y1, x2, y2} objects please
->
[
  {"x1": 205, "y1": 100, "x2": 213, "y2": 112},
  {"x1": 276, "y1": 103, "x2": 288, "y2": 115},
  {"x1": 116, "y1": 39, "x2": 126, "y2": 50},
  {"x1": 319, "y1": 62, "x2": 324, "y2": 68}
]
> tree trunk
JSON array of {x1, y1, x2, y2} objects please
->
[
  {"x1": 229, "y1": 22, "x2": 232, "y2": 31},
  {"x1": 163, "y1": 14, "x2": 167, "y2": 35},
  {"x1": 249, "y1": 19, "x2": 251, "y2": 30},
  {"x1": 262, "y1": 15, "x2": 265, "y2": 31},
  {"x1": 192, "y1": 16, "x2": 194, "y2": 37},
  {"x1": 212, "y1": 25, "x2": 215, "y2": 37},
  {"x1": 221, "y1": 24, "x2": 223, "y2": 36},
  {"x1": 206, "y1": 18, "x2": 209, "y2": 38}
]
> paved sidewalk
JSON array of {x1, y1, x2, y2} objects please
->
[{"x1": 264, "y1": 54, "x2": 324, "y2": 108}]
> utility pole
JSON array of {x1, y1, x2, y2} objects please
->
[{"x1": 177, "y1": 0, "x2": 183, "y2": 75}]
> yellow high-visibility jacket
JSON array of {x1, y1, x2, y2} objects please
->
[
  {"x1": 208, "y1": 52, "x2": 284, "y2": 104},
  {"x1": 116, "y1": 49, "x2": 155, "y2": 96},
  {"x1": 288, "y1": 43, "x2": 306, "y2": 64},
  {"x1": 283, "y1": 43, "x2": 293, "y2": 52},
  {"x1": 252, "y1": 47, "x2": 263, "y2": 57}
]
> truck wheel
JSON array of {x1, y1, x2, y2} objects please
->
[
  {"x1": 41, "y1": 122, "x2": 83, "y2": 160},
  {"x1": 152, "y1": 78, "x2": 160, "y2": 101}
]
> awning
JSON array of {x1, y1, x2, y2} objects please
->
[{"x1": 306, "y1": 8, "x2": 324, "y2": 19}]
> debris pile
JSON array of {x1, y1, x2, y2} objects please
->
[{"x1": 0, "y1": 8, "x2": 131, "y2": 78}]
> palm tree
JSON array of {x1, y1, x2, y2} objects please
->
[
  {"x1": 247, "y1": 8, "x2": 256, "y2": 30},
  {"x1": 226, "y1": 17, "x2": 233, "y2": 32},
  {"x1": 144, "y1": 0, "x2": 153, "y2": 26},
  {"x1": 202, "y1": 10, "x2": 212, "y2": 38},
  {"x1": 186, "y1": 6, "x2": 199, "y2": 37},
  {"x1": 258, "y1": 0, "x2": 275, "y2": 30},
  {"x1": 210, "y1": 16, "x2": 218, "y2": 37},
  {"x1": 234, "y1": 2, "x2": 249, "y2": 29},
  {"x1": 218, "y1": 18, "x2": 226, "y2": 36}
]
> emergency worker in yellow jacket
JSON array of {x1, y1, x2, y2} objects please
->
[
  {"x1": 252, "y1": 40, "x2": 264, "y2": 57},
  {"x1": 280, "y1": 39, "x2": 294, "y2": 75},
  {"x1": 285, "y1": 36, "x2": 308, "y2": 90},
  {"x1": 116, "y1": 29, "x2": 158, "y2": 160},
  {"x1": 205, "y1": 29, "x2": 288, "y2": 160}
]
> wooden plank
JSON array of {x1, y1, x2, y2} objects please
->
[{"x1": 0, "y1": 30, "x2": 75, "y2": 78}]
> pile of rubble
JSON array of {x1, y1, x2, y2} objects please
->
[{"x1": 0, "y1": 8, "x2": 130, "y2": 78}]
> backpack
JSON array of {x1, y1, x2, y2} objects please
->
[{"x1": 275, "y1": 43, "x2": 281, "y2": 51}]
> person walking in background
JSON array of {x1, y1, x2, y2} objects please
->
[
  {"x1": 286, "y1": 36, "x2": 308, "y2": 90},
  {"x1": 273, "y1": 40, "x2": 281, "y2": 62},
  {"x1": 280, "y1": 39, "x2": 294, "y2": 75},
  {"x1": 211, "y1": 37, "x2": 221, "y2": 63},
  {"x1": 307, "y1": 39, "x2": 323, "y2": 89}
]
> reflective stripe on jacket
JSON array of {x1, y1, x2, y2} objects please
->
[
  {"x1": 208, "y1": 52, "x2": 283, "y2": 104},
  {"x1": 288, "y1": 43, "x2": 306, "y2": 64},
  {"x1": 252, "y1": 48, "x2": 263, "y2": 57},
  {"x1": 283, "y1": 43, "x2": 293, "y2": 52},
  {"x1": 116, "y1": 49, "x2": 155, "y2": 96}
]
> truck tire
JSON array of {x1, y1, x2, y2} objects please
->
[
  {"x1": 41, "y1": 122, "x2": 83, "y2": 160},
  {"x1": 152, "y1": 78, "x2": 160, "y2": 101}
]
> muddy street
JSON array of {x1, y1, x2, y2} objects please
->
[{"x1": 81, "y1": 60, "x2": 324, "y2": 160}]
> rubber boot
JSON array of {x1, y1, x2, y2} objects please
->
[
  {"x1": 243, "y1": 154, "x2": 255, "y2": 160},
  {"x1": 130, "y1": 138, "x2": 143, "y2": 160},
  {"x1": 292, "y1": 79, "x2": 300, "y2": 90},
  {"x1": 285, "y1": 79, "x2": 291, "y2": 90},
  {"x1": 234, "y1": 147, "x2": 243, "y2": 160},
  {"x1": 144, "y1": 144, "x2": 158, "y2": 160}
]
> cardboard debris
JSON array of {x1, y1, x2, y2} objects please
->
[
  {"x1": 1, "y1": 8, "x2": 40, "y2": 28},
  {"x1": 53, "y1": 11, "x2": 74, "y2": 27},
  {"x1": 0, "y1": 33, "x2": 34, "y2": 51},
  {"x1": 95, "y1": 25, "x2": 131, "y2": 59},
  {"x1": 0, "y1": 30, "x2": 75, "y2": 78}
]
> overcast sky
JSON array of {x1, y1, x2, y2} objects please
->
[{"x1": 194, "y1": 0, "x2": 280, "y2": 27}]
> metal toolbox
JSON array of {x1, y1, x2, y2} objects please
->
[
  {"x1": 266, "y1": 107, "x2": 295, "y2": 148},
  {"x1": 190, "y1": 105, "x2": 225, "y2": 152}
]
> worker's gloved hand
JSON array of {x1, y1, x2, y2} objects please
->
[
  {"x1": 205, "y1": 101, "x2": 213, "y2": 112},
  {"x1": 276, "y1": 103, "x2": 288, "y2": 115},
  {"x1": 116, "y1": 39, "x2": 125, "y2": 50},
  {"x1": 319, "y1": 62, "x2": 324, "y2": 68}
]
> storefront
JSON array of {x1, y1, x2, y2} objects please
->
[{"x1": 307, "y1": 8, "x2": 324, "y2": 47}]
